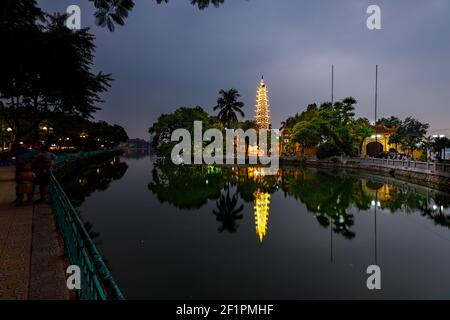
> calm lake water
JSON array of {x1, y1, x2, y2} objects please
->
[{"x1": 62, "y1": 155, "x2": 450, "y2": 299}]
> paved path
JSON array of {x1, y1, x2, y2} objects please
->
[{"x1": 0, "y1": 167, "x2": 71, "y2": 300}]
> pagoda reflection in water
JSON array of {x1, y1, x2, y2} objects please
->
[{"x1": 253, "y1": 190, "x2": 270, "y2": 242}]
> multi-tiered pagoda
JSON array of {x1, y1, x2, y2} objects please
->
[{"x1": 255, "y1": 77, "x2": 270, "y2": 130}]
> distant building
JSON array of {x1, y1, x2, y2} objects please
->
[{"x1": 362, "y1": 125, "x2": 398, "y2": 157}]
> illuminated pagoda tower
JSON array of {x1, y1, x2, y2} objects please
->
[
  {"x1": 253, "y1": 190, "x2": 270, "y2": 242},
  {"x1": 255, "y1": 76, "x2": 271, "y2": 130}
]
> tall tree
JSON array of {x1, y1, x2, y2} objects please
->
[
  {"x1": 351, "y1": 117, "x2": 374, "y2": 157},
  {"x1": 397, "y1": 117, "x2": 429, "y2": 154},
  {"x1": 0, "y1": 2, "x2": 112, "y2": 144},
  {"x1": 214, "y1": 88, "x2": 245, "y2": 129},
  {"x1": 377, "y1": 116, "x2": 401, "y2": 128},
  {"x1": 316, "y1": 98, "x2": 357, "y2": 156},
  {"x1": 148, "y1": 106, "x2": 219, "y2": 156},
  {"x1": 291, "y1": 121, "x2": 321, "y2": 156},
  {"x1": 340, "y1": 97, "x2": 357, "y2": 126}
]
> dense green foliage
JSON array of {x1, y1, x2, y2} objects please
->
[
  {"x1": 288, "y1": 98, "x2": 360, "y2": 156},
  {"x1": 316, "y1": 142, "x2": 340, "y2": 159},
  {"x1": 291, "y1": 121, "x2": 321, "y2": 155},
  {"x1": 285, "y1": 98, "x2": 430, "y2": 157},
  {"x1": 148, "y1": 106, "x2": 222, "y2": 156}
]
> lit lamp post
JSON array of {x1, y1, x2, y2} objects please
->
[
  {"x1": 40, "y1": 125, "x2": 48, "y2": 145},
  {"x1": 1, "y1": 120, "x2": 13, "y2": 152},
  {"x1": 0, "y1": 119, "x2": 5, "y2": 152}
]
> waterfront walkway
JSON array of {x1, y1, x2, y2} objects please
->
[{"x1": 0, "y1": 167, "x2": 70, "y2": 300}]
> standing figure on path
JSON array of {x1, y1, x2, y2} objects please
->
[
  {"x1": 16, "y1": 161, "x2": 35, "y2": 205},
  {"x1": 11, "y1": 142, "x2": 38, "y2": 204},
  {"x1": 33, "y1": 145, "x2": 56, "y2": 203}
]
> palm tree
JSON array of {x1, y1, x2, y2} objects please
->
[{"x1": 214, "y1": 88, "x2": 245, "y2": 129}]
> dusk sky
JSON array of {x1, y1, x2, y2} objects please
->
[{"x1": 39, "y1": 0, "x2": 450, "y2": 139}]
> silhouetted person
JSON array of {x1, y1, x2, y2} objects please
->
[
  {"x1": 11, "y1": 142, "x2": 38, "y2": 204},
  {"x1": 16, "y1": 161, "x2": 35, "y2": 205},
  {"x1": 33, "y1": 145, "x2": 56, "y2": 203}
]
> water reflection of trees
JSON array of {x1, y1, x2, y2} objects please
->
[
  {"x1": 281, "y1": 168, "x2": 450, "y2": 235},
  {"x1": 148, "y1": 160, "x2": 228, "y2": 209},
  {"x1": 148, "y1": 160, "x2": 450, "y2": 238},
  {"x1": 62, "y1": 157, "x2": 129, "y2": 249},
  {"x1": 282, "y1": 170, "x2": 358, "y2": 239},
  {"x1": 62, "y1": 158, "x2": 128, "y2": 207},
  {"x1": 62, "y1": 157, "x2": 128, "y2": 207}
]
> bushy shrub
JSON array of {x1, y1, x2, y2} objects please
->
[{"x1": 317, "y1": 142, "x2": 340, "y2": 160}]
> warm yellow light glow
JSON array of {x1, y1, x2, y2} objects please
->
[
  {"x1": 42, "y1": 126, "x2": 48, "y2": 131},
  {"x1": 6, "y1": 127, "x2": 12, "y2": 132},
  {"x1": 253, "y1": 190, "x2": 270, "y2": 242},
  {"x1": 255, "y1": 77, "x2": 270, "y2": 130}
]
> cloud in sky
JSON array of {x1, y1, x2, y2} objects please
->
[{"x1": 39, "y1": 0, "x2": 450, "y2": 138}]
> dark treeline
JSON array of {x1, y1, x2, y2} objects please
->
[{"x1": 0, "y1": 1, "x2": 127, "y2": 150}]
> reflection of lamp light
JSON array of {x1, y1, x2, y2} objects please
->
[{"x1": 254, "y1": 190, "x2": 270, "y2": 242}]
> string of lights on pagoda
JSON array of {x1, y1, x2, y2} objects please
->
[{"x1": 255, "y1": 76, "x2": 270, "y2": 130}]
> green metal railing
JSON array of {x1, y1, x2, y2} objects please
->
[{"x1": 49, "y1": 149, "x2": 125, "y2": 300}]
